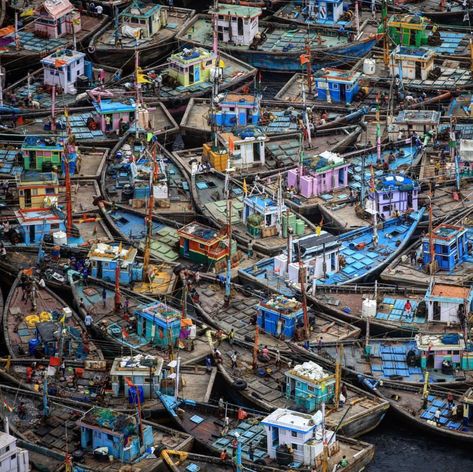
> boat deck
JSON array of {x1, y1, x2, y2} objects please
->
[
  {"x1": 1, "y1": 389, "x2": 192, "y2": 472},
  {"x1": 5, "y1": 278, "x2": 102, "y2": 360},
  {"x1": 4, "y1": 14, "x2": 104, "y2": 55},
  {"x1": 75, "y1": 146, "x2": 108, "y2": 179},
  {"x1": 196, "y1": 280, "x2": 359, "y2": 346},
  {"x1": 106, "y1": 208, "x2": 180, "y2": 262},
  {"x1": 182, "y1": 16, "x2": 352, "y2": 53},
  {"x1": 447, "y1": 94, "x2": 473, "y2": 119},
  {"x1": 96, "y1": 8, "x2": 191, "y2": 49}
]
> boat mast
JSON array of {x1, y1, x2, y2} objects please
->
[
  {"x1": 321, "y1": 402, "x2": 328, "y2": 472},
  {"x1": 211, "y1": 0, "x2": 220, "y2": 150},
  {"x1": 370, "y1": 165, "x2": 378, "y2": 246},
  {"x1": 428, "y1": 188, "x2": 435, "y2": 274},
  {"x1": 334, "y1": 344, "x2": 343, "y2": 410},
  {"x1": 114, "y1": 243, "x2": 122, "y2": 312},
  {"x1": 143, "y1": 143, "x2": 157, "y2": 276},
  {"x1": 297, "y1": 242, "x2": 310, "y2": 340},
  {"x1": 42, "y1": 375, "x2": 49, "y2": 417},
  {"x1": 252, "y1": 325, "x2": 259, "y2": 369},
  {"x1": 0, "y1": 66, "x2": 3, "y2": 107},
  {"x1": 64, "y1": 109, "x2": 73, "y2": 238},
  {"x1": 224, "y1": 161, "x2": 232, "y2": 305},
  {"x1": 382, "y1": 0, "x2": 389, "y2": 66},
  {"x1": 304, "y1": 36, "x2": 313, "y2": 93},
  {"x1": 302, "y1": 81, "x2": 312, "y2": 147},
  {"x1": 134, "y1": 46, "x2": 142, "y2": 139}
]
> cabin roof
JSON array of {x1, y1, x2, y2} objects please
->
[
  {"x1": 315, "y1": 68, "x2": 361, "y2": 83},
  {"x1": 430, "y1": 283, "x2": 471, "y2": 300},
  {"x1": 15, "y1": 208, "x2": 64, "y2": 225},
  {"x1": 93, "y1": 99, "x2": 136, "y2": 114},
  {"x1": 22, "y1": 136, "x2": 65, "y2": 151},
  {"x1": 20, "y1": 171, "x2": 59, "y2": 184},
  {"x1": 261, "y1": 408, "x2": 322, "y2": 432},
  {"x1": 40, "y1": 0, "x2": 74, "y2": 19},
  {"x1": 87, "y1": 243, "x2": 137, "y2": 264},
  {"x1": 214, "y1": 4, "x2": 262, "y2": 17},
  {"x1": 394, "y1": 110, "x2": 441, "y2": 125},
  {"x1": 110, "y1": 355, "x2": 163, "y2": 376},
  {"x1": 178, "y1": 221, "x2": 225, "y2": 244},
  {"x1": 259, "y1": 295, "x2": 302, "y2": 315},
  {"x1": 78, "y1": 407, "x2": 137, "y2": 435},
  {"x1": 394, "y1": 46, "x2": 433, "y2": 60},
  {"x1": 41, "y1": 48, "x2": 85, "y2": 66},
  {"x1": 376, "y1": 174, "x2": 418, "y2": 191},
  {"x1": 121, "y1": 1, "x2": 162, "y2": 19}
]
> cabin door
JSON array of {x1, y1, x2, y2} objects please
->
[
  {"x1": 340, "y1": 84, "x2": 346, "y2": 103},
  {"x1": 30, "y1": 151, "x2": 37, "y2": 169},
  {"x1": 433, "y1": 301, "x2": 441, "y2": 321},
  {"x1": 194, "y1": 65, "x2": 200, "y2": 83},
  {"x1": 253, "y1": 142, "x2": 261, "y2": 162},
  {"x1": 415, "y1": 62, "x2": 422, "y2": 80},
  {"x1": 407, "y1": 192, "x2": 412, "y2": 208},
  {"x1": 24, "y1": 189, "x2": 32, "y2": 207},
  {"x1": 189, "y1": 65, "x2": 195, "y2": 84},
  {"x1": 183, "y1": 239, "x2": 189, "y2": 257},
  {"x1": 29, "y1": 225, "x2": 35, "y2": 243},
  {"x1": 97, "y1": 261, "x2": 103, "y2": 279}
]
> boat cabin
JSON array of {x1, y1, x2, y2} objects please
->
[
  {"x1": 78, "y1": 407, "x2": 154, "y2": 463},
  {"x1": 18, "y1": 172, "x2": 60, "y2": 210},
  {"x1": 41, "y1": 49, "x2": 86, "y2": 95},
  {"x1": 304, "y1": 0, "x2": 345, "y2": 24},
  {"x1": 221, "y1": 128, "x2": 267, "y2": 169},
  {"x1": 287, "y1": 151, "x2": 349, "y2": 198},
  {"x1": 87, "y1": 243, "x2": 143, "y2": 285},
  {"x1": 461, "y1": 388, "x2": 473, "y2": 426},
  {"x1": 273, "y1": 231, "x2": 341, "y2": 284},
  {"x1": 285, "y1": 361, "x2": 335, "y2": 412},
  {"x1": 212, "y1": 93, "x2": 260, "y2": 128},
  {"x1": 387, "y1": 14, "x2": 431, "y2": 48},
  {"x1": 21, "y1": 136, "x2": 64, "y2": 173},
  {"x1": 0, "y1": 432, "x2": 29, "y2": 472},
  {"x1": 119, "y1": 2, "x2": 168, "y2": 41},
  {"x1": 390, "y1": 46, "x2": 435, "y2": 81},
  {"x1": 92, "y1": 98, "x2": 136, "y2": 133},
  {"x1": 110, "y1": 355, "x2": 163, "y2": 401},
  {"x1": 422, "y1": 224, "x2": 469, "y2": 271},
  {"x1": 261, "y1": 408, "x2": 337, "y2": 466},
  {"x1": 168, "y1": 48, "x2": 217, "y2": 87},
  {"x1": 415, "y1": 333, "x2": 473, "y2": 372},
  {"x1": 425, "y1": 282, "x2": 473, "y2": 324},
  {"x1": 215, "y1": 5, "x2": 262, "y2": 46},
  {"x1": 366, "y1": 174, "x2": 419, "y2": 220},
  {"x1": 14, "y1": 208, "x2": 73, "y2": 245},
  {"x1": 314, "y1": 68, "x2": 361, "y2": 105},
  {"x1": 393, "y1": 110, "x2": 441, "y2": 136},
  {"x1": 133, "y1": 301, "x2": 182, "y2": 348},
  {"x1": 243, "y1": 194, "x2": 288, "y2": 238},
  {"x1": 177, "y1": 221, "x2": 228, "y2": 266},
  {"x1": 34, "y1": 0, "x2": 81, "y2": 40},
  {"x1": 257, "y1": 295, "x2": 304, "y2": 339}
]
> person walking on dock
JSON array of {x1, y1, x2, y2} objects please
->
[
  {"x1": 84, "y1": 313, "x2": 93, "y2": 333},
  {"x1": 102, "y1": 287, "x2": 107, "y2": 308},
  {"x1": 434, "y1": 408, "x2": 441, "y2": 426}
]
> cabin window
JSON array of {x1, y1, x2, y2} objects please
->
[
  {"x1": 291, "y1": 431, "x2": 298, "y2": 437},
  {"x1": 46, "y1": 188, "x2": 56, "y2": 195},
  {"x1": 382, "y1": 205, "x2": 390, "y2": 212},
  {"x1": 107, "y1": 434, "x2": 114, "y2": 441},
  {"x1": 51, "y1": 224, "x2": 60, "y2": 231},
  {"x1": 199, "y1": 243, "x2": 206, "y2": 249},
  {"x1": 292, "y1": 443, "x2": 298, "y2": 450}
]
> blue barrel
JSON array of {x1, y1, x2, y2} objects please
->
[
  {"x1": 215, "y1": 112, "x2": 223, "y2": 126},
  {"x1": 29, "y1": 338, "x2": 41, "y2": 356},
  {"x1": 128, "y1": 386, "x2": 145, "y2": 405},
  {"x1": 84, "y1": 60, "x2": 93, "y2": 81},
  {"x1": 51, "y1": 245, "x2": 60, "y2": 259}
]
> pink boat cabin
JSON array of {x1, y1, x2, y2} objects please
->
[
  {"x1": 91, "y1": 98, "x2": 136, "y2": 133},
  {"x1": 34, "y1": 0, "x2": 81, "y2": 39},
  {"x1": 287, "y1": 151, "x2": 349, "y2": 198}
]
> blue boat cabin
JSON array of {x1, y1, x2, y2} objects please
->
[
  {"x1": 285, "y1": 361, "x2": 335, "y2": 412},
  {"x1": 422, "y1": 224, "x2": 469, "y2": 271},
  {"x1": 314, "y1": 68, "x2": 361, "y2": 105},
  {"x1": 212, "y1": 93, "x2": 260, "y2": 128},
  {"x1": 257, "y1": 295, "x2": 304, "y2": 339},
  {"x1": 243, "y1": 194, "x2": 288, "y2": 239},
  {"x1": 87, "y1": 243, "x2": 143, "y2": 285},
  {"x1": 78, "y1": 407, "x2": 154, "y2": 463},
  {"x1": 134, "y1": 301, "x2": 182, "y2": 348},
  {"x1": 14, "y1": 208, "x2": 69, "y2": 245}
]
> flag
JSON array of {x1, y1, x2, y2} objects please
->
[
  {"x1": 0, "y1": 26, "x2": 15, "y2": 37},
  {"x1": 122, "y1": 326, "x2": 128, "y2": 338},
  {"x1": 242, "y1": 178, "x2": 248, "y2": 195},
  {"x1": 136, "y1": 67, "x2": 151, "y2": 84},
  {"x1": 300, "y1": 54, "x2": 310, "y2": 65},
  {"x1": 228, "y1": 135, "x2": 235, "y2": 154},
  {"x1": 64, "y1": 108, "x2": 69, "y2": 118},
  {"x1": 219, "y1": 59, "x2": 225, "y2": 68},
  {"x1": 2, "y1": 401, "x2": 13, "y2": 412},
  {"x1": 54, "y1": 59, "x2": 67, "y2": 68},
  {"x1": 49, "y1": 356, "x2": 61, "y2": 367},
  {"x1": 20, "y1": 7, "x2": 35, "y2": 17}
]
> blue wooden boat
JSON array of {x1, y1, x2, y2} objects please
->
[
  {"x1": 239, "y1": 208, "x2": 425, "y2": 292},
  {"x1": 176, "y1": 6, "x2": 381, "y2": 72}
]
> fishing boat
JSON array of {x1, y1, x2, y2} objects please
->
[
  {"x1": 3, "y1": 50, "x2": 119, "y2": 111},
  {"x1": 1, "y1": 100, "x2": 179, "y2": 147},
  {"x1": 193, "y1": 279, "x2": 361, "y2": 349},
  {"x1": 96, "y1": 49, "x2": 257, "y2": 115},
  {"x1": 159, "y1": 394, "x2": 376, "y2": 470},
  {"x1": 3, "y1": 270, "x2": 103, "y2": 362},
  {"x1": 362, "y1": 378, "x2": 473, "y2": 443},
  {"x1": 381, "y1": 217, "x2": 473, "y2": 288},
  {"x1": 102, "y1": 132, "x2": 195, "y2": 224},
  {"x1": 180, "y1": 94, "x2": 369, "y2": 138},
  {"x1": 0, "y1": 383, "x2": 194, "y2": 471},
  {"x1": 176, "y1": 5, "x2": 381, "y2": 72},
  {"x1": 95, "y1": 203, "x2": 182, "y2": 263},
  {"x1": 88, "y1": 3, "x2": 195, "y2": 69},
  {"x1": 239, "y1": 208, "x2": 425, "y2": 295},
  {"x1": 394, "y1": 0, "x2": 473, "y2": 25},
  {"x1": 175, "y1": 127, "x2": 363, "y2": 180},
  {"x1": 0, "y1": 0, "x2": 109, "y2": 76},
  {"x1": 294, "y1": 332, "x2": 473, "y2": 388}
]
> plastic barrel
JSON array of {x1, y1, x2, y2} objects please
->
[
  {"x1": 29, "y1": 338, "x2": 41, "y2": 356},
  {"x1": 296, "y1": 219, "x2": 305, "y2": 235},
  {"x1": 51, "y1": 245, "x2": 60, "y2": 258}
]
